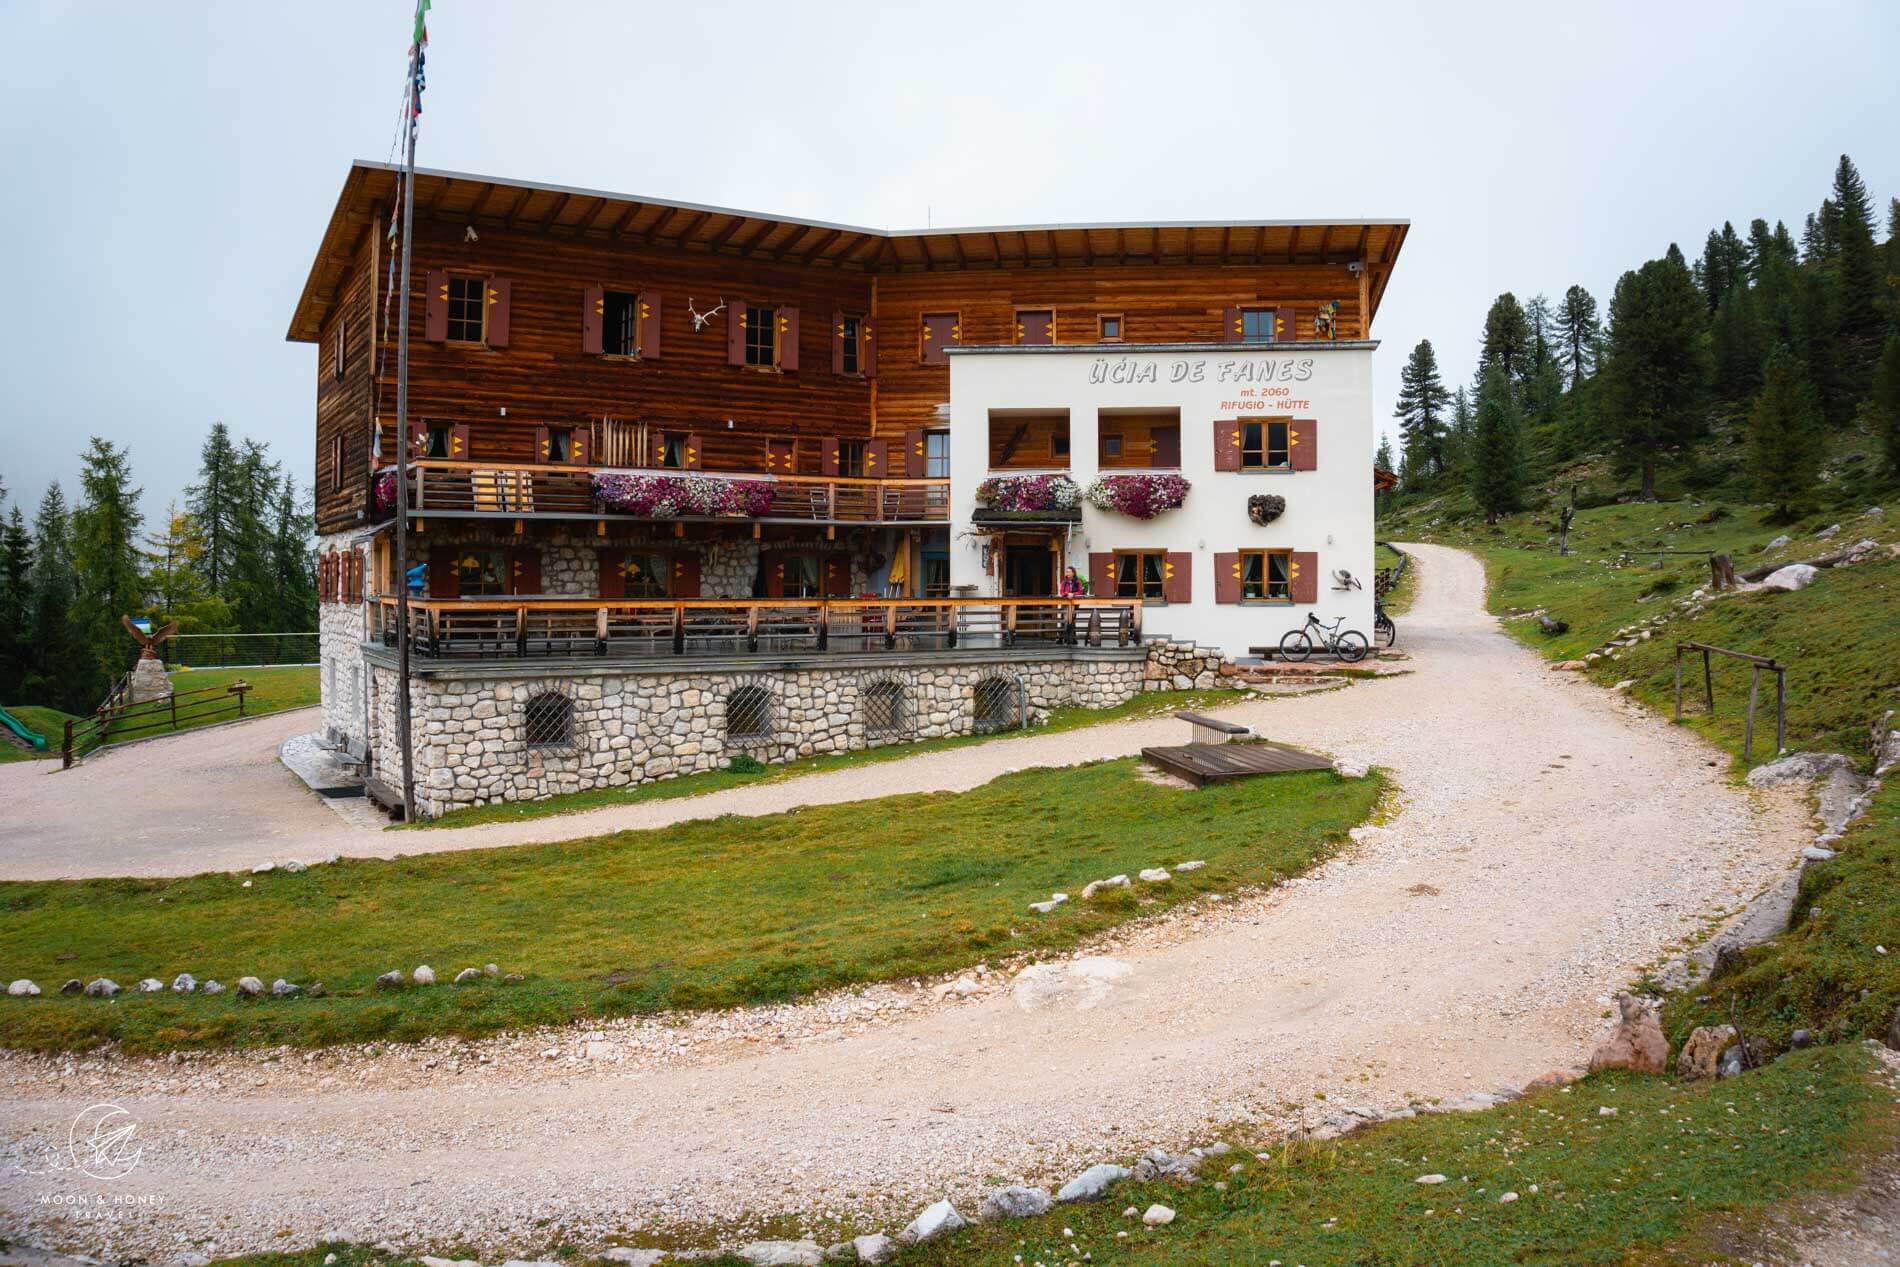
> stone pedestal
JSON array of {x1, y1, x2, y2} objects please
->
[{"x1": 127, "y1": 657, "x2": 174, "y2": 703}]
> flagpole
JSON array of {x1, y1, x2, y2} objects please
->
[{"x1": 391, "y1": 1, "x2": 426, "y2": 822}]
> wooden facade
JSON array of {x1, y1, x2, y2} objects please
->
[{"x1": 291, "y1": 162, "x2": 1407, "y2": 537}]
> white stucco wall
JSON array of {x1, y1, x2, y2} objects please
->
[{"x1": 947, "y1": 342, "x2": 1377, "y2": 659}]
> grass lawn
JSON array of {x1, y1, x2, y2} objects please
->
[
  {"x1": 0, "y1": 757, "x2": 1381, "y2": 1054},
  {"x1": 203, "y1": 1044, "x2": 1895, "y2": 1266},
  {"x1": 0, "y1": 704, "x2": 78, "y2": 762},
  {"x1": 164, "y1": 664, "x2": 319, "y2": 730},
  {"x1": 1379, "y1": 540, "x2": 1420, "y2": 617},
  {"x1": 411, "y1": 687, "x2": 1256, "y2": 830}
]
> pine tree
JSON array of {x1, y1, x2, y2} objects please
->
[
  {"x1": 1374, "y1": 436, "x2": 1396, "y2": 515},
  {"x1": 1555, "y1": 285, "x2": 1601, "y2": 389},
  {"x1": 1524, "y1": 293, "x2": 1557, "y2": 379},
  {"x1": 1469, "y1": 363, "x2": 1526, "y2": 522},
  {"x1": 1746, "y1": 219, "x2": 1775, "y2": 282},
  {"x1": 1801, "y1": 212, "x2": 1824, "y2": 262},
  {"x1": 1477, "y1": 293, "x2": 1532, "y2": 387},
  {"x1": 0, "y1": 502, "x2": 30, "y2": 698},
  {"x1": 1873, "y1": 333, "x2": 1900, "y2": 478},
  {"x1": 1830, "y1": 154, "x2": 1883, "y2": 335},
  {"x1": 1393, "y1": 339, "x2": 1451, "y2": 482},
  {"x1": 224, "y1": 439, "x2": 282, "y2": 631},
  {"x1": 1712, "y1": 285, "x2": 1767, "y2": 397},
  {"x1": 1600, "y1": 251, "x2": 1710, "y2": 499},
  {"x1": 69, "y1": 438, "x2": 146, "y2": 700},
  {"x1": 1442, "y1": 386, "x2": 1475, "y2": 474},
  {"x1": 1749, "y1": 344, "x2": 1824, "y2": 521},
  {"x1": 268, "y1": 473, "x2": 317, "y2": 630},
  {"x1": 1794, "y1": 270, "x2": 1847, "y2": 425},
  {"x1": 187, "y1": 421, "x2": 241, "y2": 596},
  {"x1": 26, "y1": 483, "x2": 76, "y2": 703}
]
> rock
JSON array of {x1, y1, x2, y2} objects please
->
[
  {"x1": 1816, "y1": 523, "x2": 1841, "y2": 539},
  {"x1": 60, "y1": 978, "x2": 82, "y2": 995},
  {"x1": 898, "y1": 1199, "x2": 965, "y2": 1244},
  {"x1": 485, "y1": 963, "x2": 500, "y2": 976},
  {"x1": 201, "y1": 980, "x2": 224, "y2": 995},
  {"x1": 171, "y1": 973, "x2": 197, "y2": 993},
  {"x1": 1677, "y1": 1025, "x2": 1736, "y2": 1080},
  {"x1": 84, "y1": 978, "x2": 120, "y2": 998},
  {"x1": 1056, "y1": 1163, "x2": 1130, "y2": 1203},
  {"x1": 1587, "y1": 992, "x2": 1669, "y2": 1074},
  {"x1": 1142, "y1": 1204, "x2": 1176, "y2": 1227},
  {"x1": 174, "y1": 1254, "x2": 212, "y2": 1267},
  {"x1": 1747, "y1": 751, "x2": 1852, "y2": 793},
  {"x1": 308, "y1": 982, "x2": 326, "y2": 997},
  {"x1": 1767, "y1": 534, "x2": 1791, "y2": 549},
  {"x1": 851, "y1": 1235, "x2": 895, "y2": 1265},
  {"x1": 1080, "y1": 875, "x2": 1131, "y2": 900},
  {"x1": 1499, "y1": 1191, "x2": 1519, "y2": 1204},
  {"x1": 376, "y1": 970, "x2": 403, "y2": 988},
  {"x1": 8, "y1": 979, "x2": 40, "y2": 997},
  {"x1": 282, "y1": 860, "x2": 308, "y2": 873},
  {"x1": 252, "y1": 862, "x2": 276, "y2": 874},
  {"x1": 271, "y1": 979, "x2": 299, "y2": 997},
  {"x1": 136, "y1": 978, "x2": 165, "y2": 992},
  {"x1": 1599, "y1": 1106, "x2": 1619, "y2": 1117},
  {"x1": 454, "y1": 967, "x2": 482, "y2": 984},
  {"x1": 1718, "y1": 1037, "x2": 1769, "y2": 1077},
  {"x1": 736, "y1": 1242, "x2": 822, "y2": 1267},
  {"x1": 1028, "y1": 896, "x2": 1066, "y2": 914},
  {"x1": 1416, "y1": 1174, "x2": 1447, "y2": 1185},
  {"x1": 583, "y1": 1040, "x2": 619, "y2": 1061},
  {"x1": 1791, "y1": 1028, "x2": 1815, "y2": 1049},
  {"x1": 1138, "y1": 867, "x2": 1171, "y2": 883},
  {"x1": 1131, "y1": 1149, "x2": 1201, "y2": 1182},
  {"x1": 1012, "y1": 957, "x2": 1134, "y2": 1013},
  {"x1": 1761, "y1": 563, "x2": 1819, "y2": 592},
  {"x1": 235, "y1": 976, "x2": 266, "y2": 996},
  {"x1": 504, "y1": 972, "x2": 525, "y2": 982},
  {"x1": 1612, "y1": 679, "x2": 1636, "y2": 692},
  {"x1": 1206, "y1": 1141, "x2": 1232, "y2": 1155},
  {"x1": 413, "y1": 964, "x2": 437, "y2": 985},
  {"x1": 599, "y1": 1251, "x2": 666, "y2": 1267},
  {"x1": 420, "y1": 1258, "x2": 480, "y2": 1267},
  {"x1": 979, "y1": 1185, "x2": 1054, "y2": 1220},
  {"x1": 1175, "y1": 860, "x2": 1207, "y2": 872},
  {"x1": 1803, "y1": 845, "x2": 1838, "y2": 862},
  {"x1": 1552, "y1": 660, "x2": 1588, "y2": 671},
  {"x1": 1333, "y1": 761, "x2": 1369, "y2": 779}
]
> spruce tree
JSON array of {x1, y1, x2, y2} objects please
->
[
  {"x1": 1712, "y1": 286, "x2": 1767, "y2": 397},
  {"x1": 69, "y1": 439, "x2": 146, "y2": 700},
  {"x1": 1443, "y1": 386, "x2": 1475, "y2": 474},
  {"x1": 187, "y1": 421, "x2": 241, "y2": 596},
  {"x1": 27, "y1": 483, "x2": 76, "y2": 703},
  {"x1": 0, "y1": 503, "x2": 30, "y2": 698},
  {"x1": 1749, "y1": 344, "x2": 1824, "y2": 521},
  {"x1": 1555, "y1": 285, "x2": 1601, "y2": 389},
  {"x1": 1393, "y1": 339, "x2": 1451, "y2": 481},
  {"x1": 1830, "y1": 154, "x2": 1883, "y2": 335},
  {"x1": 1469, "y1": 363, "x2": 1526, "y2": 522},
  {"x1": 1477, "y1": 293, "x2": 1532, "y2": 387},
  {"x1": 225, "y1": 439, "x2": 282, "y2": 631},
  {"x1": 1600, "y1": 251, "x2": 1710, "y2": 499},
  {"x1": 268, "y1": 473, "x2": 317, "y2": 630},
  {"x1": 1873, "y1": 333, "x2": 1900, "y2": 478}
]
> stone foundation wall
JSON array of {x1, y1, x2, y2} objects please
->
[
  {"x1": 1142, "y1": 639, "x2": 1236, "y2": 691},
  {"x1": 317, "y1": 531, "x2": 368, "y2": 744},
  {"x1": 368, "y1": 650, "x2": 1144, "y2": 818}
]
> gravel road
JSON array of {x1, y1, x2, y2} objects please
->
[{"x1": 0, "y1": 544, "x2": 1808, "y2": 1259}]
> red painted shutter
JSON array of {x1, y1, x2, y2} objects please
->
[
  {"x1": 763, "y1": 550, "x2": 786, "y2": 598},
  {"x1": 533, "y1": 426, "x2": 551, "y2": 464},
  {"x1": 638, "y1": 291, "x2": 661, "y2": 358},
  {"x1": 428, "y1": 546, "x2": 460, "y2": 598},
  {"x1": 670, "y1": 552, "x2": 702, "y2": 598},
  {"x1": 510, "y1": 548, "x2": 541, "y2": 596},
  {"x1": 779, "y1": 306, "x2": 799, "y2": 371},
  {"x1": 408, "y1": 421, "x2": 429, "y2": 459},
  {"x1": 569, "y1": 427, "x2": 589, "y2": 466},
  {"x1": 598, "y1": 549, "x2": 625, "y2": 599},
  {"x1": 449, "y1": 424, "x2": 470, "y2": 460},
  {"x1": 821, "y1": 436, "x2": 841, "y2": 477},
  {"x1": 351, "y1": 553, "x2": 364, "y2": 603},
  {"x1": 319, "y1": 553, "x2": 331, "y2": 603},
  {"x1": 1018, "y1": 310, "x2": 1054, "y2": 345},
  {"x1": 1088, "y1": 552, "x2": 1112, "y2": 597},
  {"x1": 1214, "y1": 552, "x2": 1242, "y2": 604},
  {"x1": 823, "y1": 556, "x2": 851, "y2": 597},
  {"x1": 862, "y1": 439, "x2": 888, "y2": 479},
  {"x1": 1290, "y1": 418, "x2": 1317, "y2": 471},
  {"x1": 1213, "y1": 419, "x2": 1242, "y2": 471},
  {"x1": 1289, "y1": 551, "x2": 1319, "y2": 604},
  {"x1": 425, "y1": 270, "x2": 448, "y2": 341},
  {"x1": 681, "y1": 433, "x2": 703, "y2": 470},
  {"x1": 1221, "y1": 305, "x2": 1242, "y2": 343},
  {"x1": 727, "y1": 300, "x2": 748, "y2": 365},
  {"x1": 582, "y1": 285, "x2": 604, "y2": 355},
  {"x1": 1164, "y1": 552, "x2": 1192, "y2": 603},
  {"x1": 903, "y1": 428, "x2": 926, "y2": 477},
  {"x1": 1152, "y1": 425, "x2": 1181, "y2": 467},
  {"x1": 832, "y1": 309, "x2": 846, "y2": 375},
  {"x1": 765, "y1": 437, "x2": 794, "y2": 474},
  {"x1": 485, "y1": 278, "x2": 511, "y2": 348},
  {"x1": 1275, "y1": 305, "x2": 1296, "y2": 344},
  {"x1": 861, "y1": 316, "x2": 877, "y2": 379}
]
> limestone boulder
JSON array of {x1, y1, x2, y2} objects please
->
[
  {"x1": 1676, "y1": 1025, "x2": 1736, "y2": 1080},
  {"x1": 1760, "y1": 563, "x2": 1819, "y2": 592},
  {"x1": 897, "y1": 1199, "x2": 965, "y2": 1245},
  {"x1": 1056, "y1": 1163, "x2": 1130, "y2": 1203},
  {"x1": 978, "y1": 1185, "x2": 1053, "y2": 1220},
  {"x1": 1587, "y1": 992, "x2": 1669, "y2": 1074}
]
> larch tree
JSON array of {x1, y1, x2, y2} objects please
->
[
  {"x1": 1599, "y1": 249, "x2": 1710, "y2": 499},
  {"x1": 1393, "y1": 339, "x2": 1451, "y2": 481},
  {"x1": 1555, "y1": 285, "x2": 1600, "y2": 389},
  {"x1": 1469, "y1": 364, "x2": 1526, "y2": 523},
  {"x1": 1748, "y1": 344, "x2": 1824, "y2": 521}
]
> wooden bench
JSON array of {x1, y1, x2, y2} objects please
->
[
  {"x1": 363, "y1": 777, "x2": 407, "y2": 821},
  {"x1": 336, "y1": 737, "x2": 369, "y2": 772},
  {"x1": 1174, "y1": 711, "x2": 1251, "y2": 745}
]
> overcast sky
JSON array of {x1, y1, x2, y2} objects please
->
[{"x1": 1, "y1": 1, "x2": 1894, "y2": 525}]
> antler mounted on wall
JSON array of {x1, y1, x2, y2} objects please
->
[{"x1": 687, "y1": 298, "x2": 727, "y2": 332}]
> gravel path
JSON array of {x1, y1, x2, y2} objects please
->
[{"x1": 0, "y1": 544, "x2": 1809, "y2": 1259}]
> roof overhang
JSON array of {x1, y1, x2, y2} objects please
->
[{"x1": 288, "y1": 160, "x2": 1408, "y2": 343}]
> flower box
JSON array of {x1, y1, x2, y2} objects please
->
[
  {"x1": 1083, "y1": 473, "x2": 1191, "y2": 520},
  {"x1": 974, "y1": 473, "x2": 1081, "y2": 514},
  {"x1": 592, "y1": 473, "x2": 775, "y2": 518}
]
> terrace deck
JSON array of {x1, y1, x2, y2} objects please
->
[{"x1": 1140, "y1": 740, "x2": 1334, "y2": 787}]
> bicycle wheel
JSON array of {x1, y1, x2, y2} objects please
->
[
  {"x1": 1279, "y1": 628, "x2": 1314, "y2": 662},
  {"x1": 1374, "y1": 609, "x2": 1397, "y2": 648},
  {"x1": 1336, "y1": 630, "x2": 1371, "y2": 663}
]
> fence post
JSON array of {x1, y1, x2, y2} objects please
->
[
  {"x1": 1673, "y1": 643, "x2": 1683, "y2": 721},
  {"x1": 1743, "y1": 663, "x2": 1761, "y2": 760},
  {"x1": 1775, "y1": 666, "x2": 1787, "y2": 755},
  {"x1": 1702, "y1": 648, "x2": 1714, "y2": 713},
  {"x1": 62, "y1": 720, "x2": 74, "y2": 770},
  {"x1": 170, "y1": 692, "x2": 178, "y2": 732}
]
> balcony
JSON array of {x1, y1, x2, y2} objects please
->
[
  {"x1": 380, "y1": 460, "x2": 949, "y2": 525},
  {"x1": 371, "y1": 596, "x2": 1142, "y2": 660}
]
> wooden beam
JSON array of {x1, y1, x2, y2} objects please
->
[
  {"x1": 649, "y1": 205, "x2": 689, "y2": 241},
  {"x1": 503, "y1": 187, "x2": 535, "y2": 229},
  {"x1": 838, "y1": 232, "x2": 881, "y2": 264},
  {"x1": 991, "y1": 232, "x2": 1007, "y2": 264},
  {"x1": 1219, "y1": 226, "x2": 1232, "y2": 264},
  {"x1": 537, "y1": 192, "x2": 574, "y2": 233},
  {"x1": 1316, "y1": 224, "x2": 1334, "y2": 261},
  {"x1": 1252, "y1": 225, "x2": 1265, "y2": 264},
  {"x1": 732, "y1": 219, "x2": 778, "y2": 255},
  {"x1": 668, "y1": 210, "x2": 713, "y2": 246},
  {"x1": 1285, "y1": 224, "x2": 1302, "y2": 263},
  {"x1": 707, "y1": 215, "x2": 750, "y2": 251},
  {"x1": 608, "y1": 201, "x2": 645, "y2": 239}
]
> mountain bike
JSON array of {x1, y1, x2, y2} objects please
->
[
  {"x1": 1373, "y1": 600, "x2": 1396, "y2": 648},
  {"x1": 1278, "y1": 612, "x2": 1371, "y2": 664}
]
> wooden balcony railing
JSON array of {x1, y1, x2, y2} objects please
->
[
  {"x1": 383, "y1": 461, "x2": 950, "y2": 524},
  {"x1": 371, "y1": 596, "x2": 1141, "y2": 660}
]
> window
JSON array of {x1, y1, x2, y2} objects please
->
[
  {"x1": 840, "y1": 315, "x2": 862, "y2": 375},
  {"x1": 862, "y1": 680, "x2": 907, "y2": 739},
  {"x1": 455, "y1": 549, "x2": 510, "y2": 597},
  {"x1": 1098, "y1": 313, "x2": 1123, "y2": 342},
  {"x1": 924, "y1": 430, "x2": 950, "y2": 478},
  {"x1": 661, "y1": 433, "x2": 691, "y2": 468},
  {"x1": 545, "y1": 430, "x2": 571, "y2": 463},
  {"x1": 425, "y1": 425, "x2": 452, "y2": 459},
  {"x1": 1051, "y1": 433, "x2": 1071, "y2": 460},
  {"x1": 1100, "y1": 433, "x2": 1124, "y2": 461},
  {"x1": 613, "y1": 553, "x2": 671, "y2": 598},
  {"x1": 726, "y1": 685, "x2": 774, "y2": 744},
  {"x1": 333, "y1": 321, "x2": 347, "y2": 380},
  {"x1": 328, "y1": 434, "x2": 344, "y2": 493},
  {"x1": 1240, "y1": 307, "x2": 1284, "y2": 344},
  {"x1": 780, "y1": 554, "x2": 823, "y2": 598},
  {"x1": 973, "y1": 676, "x2": 1019, "y2": 732},
  {"x1": 921, "y1": 312, "x2": 959, "y2": 365},
  {"x1": 1113, "y1": 551, "x2": 1168, "y2": 600},
  {"x1": 603, "y1": 290, "x2": 640, "y2": 356},
  {"x1": 1016, "y1": 309, "x2": 1054, "y2": 345},
  {"x1": 446, "y1": 275, "x2": 485, "y2": 343},
  {"x1": 921, "y1": 549, "x2": 950, "y2": 597},
  {"x1": 1240, "y1": 549, "x2": 1293, "y2": 602},
  {"x1": 1241, "y1": 420, "x2": 1293, "y2": 470},
  {"x1": 836, "y1": 439, "x2": 868, "y2": 478},
  {"x1": 744, "y1": 303, "x2": 778, "y2": 367},
  {"x1": 523, "y1": 693, "x2": 575, "y2": 750}
]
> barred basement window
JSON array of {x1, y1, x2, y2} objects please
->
[
  {"x1": 726, "y1": 685, "x2": 774, "y2": 745},
  {"x1": 523, "y1": 692, "x2": 574, "y2": 749},
  {"x1": 973, "y1": 676, "x2": 1019, "y2": 733},
  {"x1": 862, "y1": 680, "x2": 908, "y2": 740}
]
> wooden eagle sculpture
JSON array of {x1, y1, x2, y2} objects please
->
[{"x1": 122, "y1": 615, "x2": 180, "y2": 661}]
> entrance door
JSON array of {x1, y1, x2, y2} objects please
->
[{"x1": 1004, "y1": 546, "x2": 1054, "y2": 597}]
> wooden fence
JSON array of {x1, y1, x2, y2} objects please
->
[
  {"x1": 1673, "y1": 641, "x2": 1786, "y2": 760},
  {"x1": 62, "y1": 681, "x2": 253, "y2": 768}
]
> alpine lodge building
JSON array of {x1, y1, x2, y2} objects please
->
[{"x1": 292, "y1": 161, "x2": 1407, "y2": 816}]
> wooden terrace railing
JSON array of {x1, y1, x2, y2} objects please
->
[
  {"x1": 372, "y1": 596, "x2": 1142, "y2": 660},
  {"x1": 384, "y1": 461, "x2": 951, "y2": 524},
  {"x1": 61, "y1": 680, "x2": 253, "y2": 768}
]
